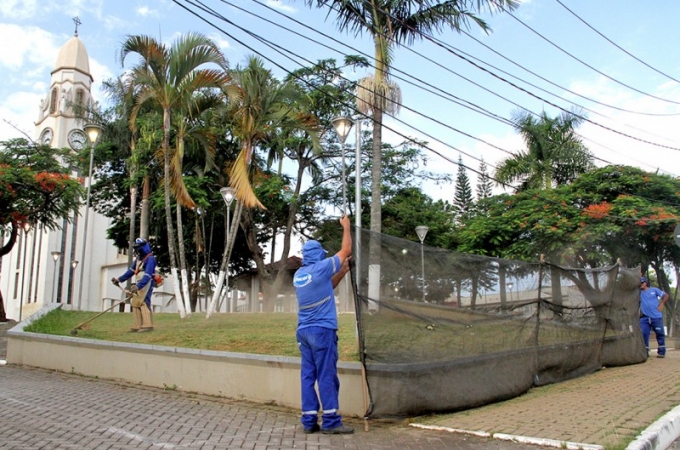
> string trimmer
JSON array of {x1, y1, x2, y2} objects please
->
[{"x1": 69, "y1": 283, "x2": 132, "y2": 336}]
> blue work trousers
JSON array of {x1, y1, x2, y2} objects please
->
[
  {"x1": 640, "y1": 316, "x2": 666, "y2": 356},
  {"x1": 296, "y1": 326, "x2": 342, "y2": 430}
]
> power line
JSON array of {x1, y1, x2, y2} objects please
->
[
  {"x1": 172, "y1": 0, "x2": 680, "y2": 222},
  {"x1": 503, "y1": 8, "x2": 680, "y2": 106},
  {"x1": 554, "y1": 0, "x2": 680, "y2": 85}
]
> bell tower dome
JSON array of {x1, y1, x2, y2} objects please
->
[{"x1": 35, "y1": 23, "x2": 94, "y2": 150}]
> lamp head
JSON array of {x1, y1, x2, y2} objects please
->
[
  {"x1": 415, "y1": 225, "x2": 429, "y2": 243},
  {"x1": 331, "y1": 116, "x2": 354, "y2": 144},
  {"x1": 220, "y1": 187, "x2": 236, "y2": 207},
  {"x1": 51, "y1": 251, "x2": 61, "y2": 262},
  {"x1": 83, "y1": 123, "x2": 102, "y2": 145}
]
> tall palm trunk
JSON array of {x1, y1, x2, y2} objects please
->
[
  {"x1": 140, "y1": 176, "x2": 150, "y2": 238},
  {"x1": 367, "y1": 95, "x2": 383, "y2": 312},
  {"x1": 176, "y1": 202, "x2": 192, "y2": 313},
  {"x1": 163, "y1": 108, "x2": 188, "y2": 318}
]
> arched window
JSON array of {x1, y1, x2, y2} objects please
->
[
  {"x1": 49, "y1": 88, "x2": 58, "y2": 114},
  {"x1": 75, "y1": 89, "x2": 84, "y2": 106}
]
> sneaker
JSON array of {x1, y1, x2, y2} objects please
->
[
  {"x1": 321, "y1": 424, "x2": 354, "y2": 435},
  {"x1": 303, "y1": 424, "x2": 320, "y2": 434},
  {"x1": 657, "y1": 354, "x2": 665, "y2": 358}
]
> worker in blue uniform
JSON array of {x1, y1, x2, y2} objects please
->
[{"x1": 293, "y1": 215, "x2": 353, "y2": 434}]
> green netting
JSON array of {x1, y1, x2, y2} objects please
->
[{"x1": 350, "y1": 229, "x2": 645, "y2": 418}]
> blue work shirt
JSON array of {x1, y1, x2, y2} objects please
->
[
  {"x1": 294, "y1": 255, "x2": 341, "y2": 331},
  {"x1": 640, "y1": 287, "x2": 666, "y2": 319}
]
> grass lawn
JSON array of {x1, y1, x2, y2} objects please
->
[{"x1": 25, "y1": 308, "x2": 361, "y2": 361}]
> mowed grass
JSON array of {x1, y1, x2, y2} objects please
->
[{"x1": 25, "y1": 309, "x2": 360, "y2": 361}]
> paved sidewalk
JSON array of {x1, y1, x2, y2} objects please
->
[
  {"x1": 2, "y1": 319, "x2": 679, "y2": 449},
  {"x1": 413, "y1": 349, "x2": 680, "y2": 449},
  {"x1": 0, "y1": 364, "x2": 537, "y2": 450}
]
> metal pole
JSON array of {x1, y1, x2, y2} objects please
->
[
  {"x1": 415, "y1": 226, "x2": 429, "y2": 302},
  {"x1": 52, "y1": 263, "x2": 58, "y2": 304},
  {"x1": 51, "y1": 254, "x2": 60, "y2": 303},
  {"x1": 341, "y1": 141, "x2": 347, "y2": 214},
  {"x1": 77, "y1": 140, "x2": 95, "y2": 310},
  {"x1": 226, "y1": 204, "x2": 230, "y2": 313},
  {"x1": 420, "y1": 243, "x2": 425, "y2": 302},
  {"x1": 354, "y1": 116, "x2": 361, "y2": 294}
]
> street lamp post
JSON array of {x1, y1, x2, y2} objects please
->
[
  {"x1": 77, "y1": 123, "x2": 102, "y2": 311},
  {"x1": 415, "y1": 226, "x2": 429, "y2": 302},
  {"x1": 332, "y1": 116, "x2": 355, "y2": 312},
  {"x1": 331, "y1": 116, "x2": 354, "y2": 214},
  {"x1": 51, "y1": 251, "x2": 61, "y2": 304},
  {"x1": 70, "y1": 260, "x2": 79, "y2": 307},
  {"x1": 506, "y1": 282, "x2": 514, "y2": 302},
  {"x1": 220, "y1": 187, "x2": 236, "y2": 313}
]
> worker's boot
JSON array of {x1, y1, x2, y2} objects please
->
[
  {"x1": 138, "y1": 304, "x2": 154, "y2": 332},
  {"x1": 130, "y1": 307, "x2": 142, "y2": 332}
]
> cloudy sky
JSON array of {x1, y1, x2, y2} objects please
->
[{"x1": 1, "y1": 0, "x2": 680, "y2": 202}]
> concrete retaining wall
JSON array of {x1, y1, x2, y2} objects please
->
[{"x1": 6, "y1": 305, "x2": 366, "y2": 416}]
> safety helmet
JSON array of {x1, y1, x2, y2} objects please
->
[
  {"x1": 133, "y1": 238, "x2": 147, "y2": 249},
  {"x1": 133, "y1": 238, "x2": 151, "y2": 257}
]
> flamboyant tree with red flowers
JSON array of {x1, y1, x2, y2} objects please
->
[{"x1": 0, "y1": 138, "x2": 83, "y2": 321}]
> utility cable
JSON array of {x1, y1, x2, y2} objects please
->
[
  {"x1": 503, "y1": 8, "x2": 680, "y2": 106},
  {"x1": 173, "y1": 0, "x2": 680, "y2": 222},
  {"x1": 554, "y1": 0, "x2": 680, "y2": 85}
]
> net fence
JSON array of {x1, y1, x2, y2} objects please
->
[{"x1": 349, "y1": 228, "x2": 646, "y2": 418}]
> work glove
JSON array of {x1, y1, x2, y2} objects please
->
[
  {"x1": 111, "y1": 277, "x2": 119, "y2": 286},
  {"x1": 130, "y1": 285, "x2": 139, "y2": 295}
]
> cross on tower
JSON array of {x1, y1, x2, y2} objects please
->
[{"x1": 73, "y1": 16, "x2": 81, "y2": 36}]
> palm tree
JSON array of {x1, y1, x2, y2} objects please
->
[
  {"x1": 495, "y1": 110, "x2": 594, "y2": 192},
  {"x1": 302, "y1": 0, "x2": 519, "y2": 307},
  {"x1": 170, "y1": 92, "x2": 223, "y2": 312},
  {"x1": 119, "y1": 33, "x2": 230, "y2": 318},
  {"x1": 207, "y1": 55, "x2": 320, "y2": 316}
]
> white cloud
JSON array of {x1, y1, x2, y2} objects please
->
[
  {"x1": 0, "y1": 0, "x2": 40, "y2": 20},
  {"x1": 136, "y1": 6, "x2": 158, "y2": 18},
  {"x1": 0, "y1": 23, "x2": 61, "y2": 71},
  {"x1": 266, "y1": 0, "x2": 296, "y2": 14},
  {"x1": 209, "y1": 33, "x2": 231, "y2": 52}
]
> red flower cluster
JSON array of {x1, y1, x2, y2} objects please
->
[{"x1": 583, "y1": 202, "x2": 612, "y2": 219}]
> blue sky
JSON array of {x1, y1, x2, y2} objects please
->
[{"x1": 1, "y1": 0, "x2": 680, "y2": 202}]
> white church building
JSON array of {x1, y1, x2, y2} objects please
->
[{"x1": 0, "y1": 31, "x2": 177, "y2": 320}]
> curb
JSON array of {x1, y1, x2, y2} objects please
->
[
  {"x1": 626, "y1": 404, "x2": 680, "y2": 450},
  {"x1": 409, "y1": 423, "x2": 604, "y2": 450}
]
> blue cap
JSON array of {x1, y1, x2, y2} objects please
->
[
  {"x1": 641, "y1": 276, "x2": 648, "y2": 284},
  {"x1": 302, "y1": 240, "x2": 328, "y2": 265}
]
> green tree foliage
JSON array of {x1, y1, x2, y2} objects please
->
[
  {"x1": 453, "y1": 155, "x2": 473, "y2": 219},
  {"x1": 458, "y1": 165, "x2": 680, "y2": 294},
  {"x1": 476, "y1": 157, "x2": 494, "y2": 201},
  {"x1": 0, "y1": 139, "x2": 84, "y2": 320},
  {"x1": 495, "y1": 110, "x2": 594, "y2": 191},
  {"x1": 0, "y1": 139, "x2": 83, "y2": 244}
]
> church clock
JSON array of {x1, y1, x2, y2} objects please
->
[
  {"x1": 39, "y1": 128, "x2": 53, "y2": 145},
  {"x1": 68, "y1": 129, "x2": 87, "y2": 150}
]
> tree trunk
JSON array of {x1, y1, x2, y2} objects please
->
[
  {"x1": 162, "y1": 108, "x2": 187, "y2": 318},
  {"x1": 176, "y1": 203, "x2": 192, "y2": 314},
  {"x1": 140, "y1": 176, "x2": 150, "y2": 239},
  {"x1": 367, "y1": 105, "x2": 383, "y2": 312}
]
